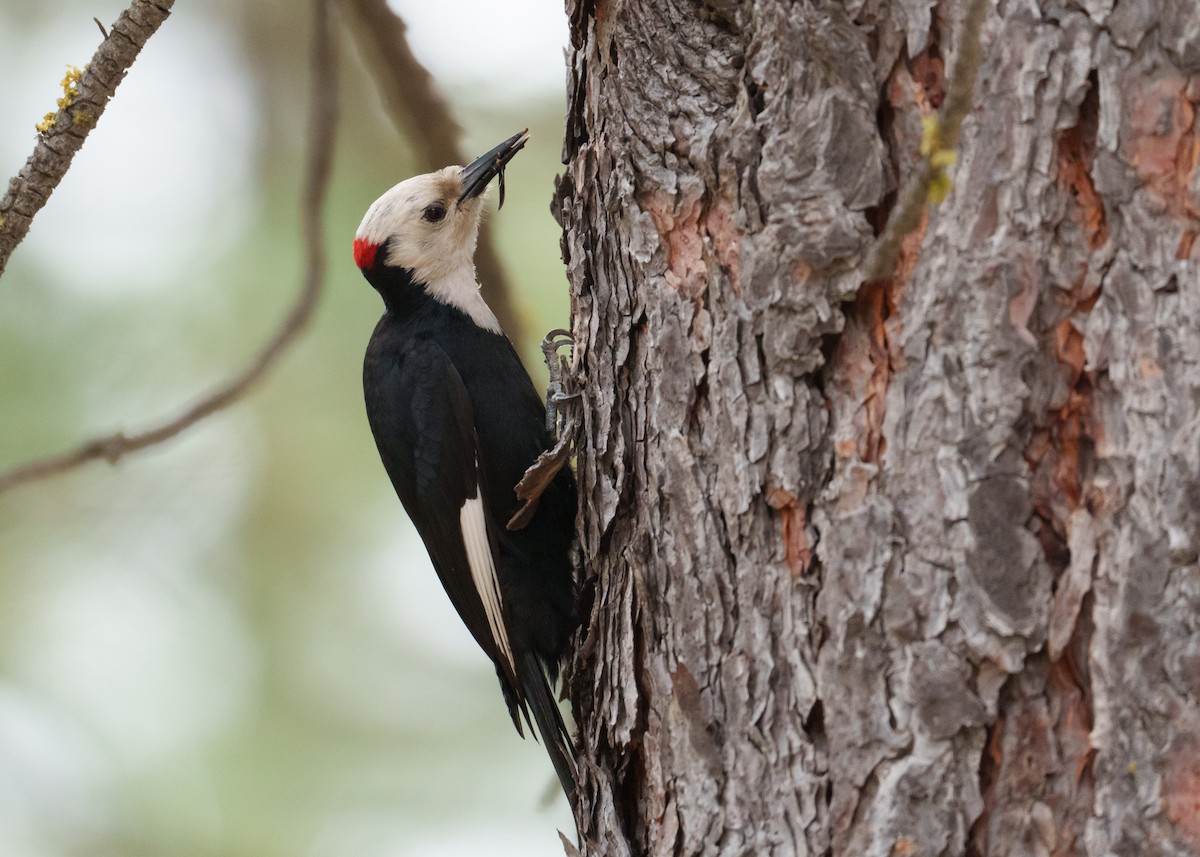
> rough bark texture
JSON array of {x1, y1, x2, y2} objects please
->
[{"x1": 555, "y1": 1, "x2": 1200, "y2": 855}]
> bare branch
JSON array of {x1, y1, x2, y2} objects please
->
[
  {"x1": 0, "y1": 0, "x2": 339, "y2": 495},
  {"x1": 0, "y1": 0, "x2": 174, "y2": 279},
  {"x1": 862, "y1": 0, "x2": 988, "y2": 281},
  {"x1": 340, "y1": 0, "x2": 522, "y2": 340},
  {"x1": 339, "y1": 0, "x2": 459, "y2": 170}
]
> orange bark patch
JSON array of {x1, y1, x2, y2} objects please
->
[
  {"x1": 1056, "y1": 122, "x2": 1109, "y2": 249},
  {"x1": 1178, "y1": 229, "x2": 1199, "y2": 260},
  {"x1": 1026, "y1": 317, "x2": 1093, "y2": 531},
  {"x1": 1126, "y1": 75, "x2": 1200, "y2": 223},
  {"x1": 1008, "y1": 256, "x2": 1040, "y2": 347},
  {"x1": 641, "y1": 189, "x2": 742, "y2": 298},
  {"x1": 831, "y1": 211, "x2": 925, "y2": 465},
  {"x1": 642, "y1": 191, "x2": 707, "y2": 299},
  {"x1": 828, "y1": 310, "x2": 875, "y2": 465},
  {"x1": 1050, "y1": 320, "x2": 1090, "y2": 511},
  {"x1": 972, "y1": 661, "x2": 1094, "y2": 856},
  {"x1": 704, "y1": 193, "x2": 740, "y2": 293},
  {"x1": 856, "y1": 280, "x2": 892, "y2": 463},
  {"x1": 909, "y1": 47, "x2": 944, "y2": 111},
  {"x1": 971, "y1": 710, "x2": 1005, "y2": 852},
  {"x1": 1012, "y1": 273, "x2": 1099, "y2": 857},
  {"x1": 884, "y1": 36, "x2": 944, "y2": 144},
  {"x1": 1046, "y1": 657, "x2": 1095, "y2": 857},
  {"x1": 1164, "y1": 736, "x2": 1200, "y2": 847},
  {"x1": 830, "y1": 52, "x2": 944, "y2": 469},
  {"x1": 886, "y1": 65, "x2": 914, "y2": 114},
  {"x1": 766, "y1": 486, "x2": 812, "y2": 577},
  {"x1": 1048, "y1": 657, "x2": 1095, "y2": 792}
]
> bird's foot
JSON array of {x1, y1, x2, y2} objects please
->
[
  {"x1": 507, "y1": 329, "x2": 581, "y2": 532},
  {"x1": 541, "y1": 329, "x2": 579, "y2": 437}
]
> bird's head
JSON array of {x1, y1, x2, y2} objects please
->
[{"x1": 353, "y1": 130, "x2": 528, "y2": 292}]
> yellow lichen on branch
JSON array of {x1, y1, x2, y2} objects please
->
[
  {"x1": 2, "y1": 0, "x2": 177, "y2": 280},
  {"x1": 59, "y1": 65, "x2": 83, "y2": 105},
  {"x1": 35, "y1": 64, "x2": 84, "y2": 135},
  {"x1": 919, "y1": 116, "x2": 958, "y2": 203}
]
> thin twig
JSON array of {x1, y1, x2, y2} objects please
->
[
  {"x1": 339, "y1": 0, "x2": 459, "y2": 172},
  {"x1": 862, "y1": 0, "x2": 989, "y2": 281},
  {"x1": 0, "y1": 0, "x2": 174, "y2": 279},
  {"x1": 0, "y1": 0, "x2": 339, "y2": 495},
  {"x1": 340, "y1": 0, "x2": 521, "y2": 340}
]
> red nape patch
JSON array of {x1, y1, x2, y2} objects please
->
[{"x1": 353, "y1": 238, "x2": 379, "y2": 270}]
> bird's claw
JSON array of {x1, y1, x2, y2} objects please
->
[
  {"x1": 509, "y1": 330, "x2": 580, "y2": 532},
  {"x1": 542, "y1": 329, "x2": 576, "y2": 437}
]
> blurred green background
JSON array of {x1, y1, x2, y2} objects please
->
[{"x1": 0, "y1": 1, "x2": 575, "y2": 854}]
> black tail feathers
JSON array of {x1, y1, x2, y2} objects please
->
[{"x1": 518, "y1": 650, "x2": 577, "y2": 806}]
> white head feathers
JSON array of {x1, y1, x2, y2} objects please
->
[{"x1": 354, "y1": 167, "x2": 501, "y2": 333}]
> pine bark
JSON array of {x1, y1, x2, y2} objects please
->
[{"x1": 555, "y1": 0, "x2": 1200, "y2": 855}]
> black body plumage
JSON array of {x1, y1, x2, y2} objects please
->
[{"x1": 355, "y1": 143, "x2": 578, "y2": 805}]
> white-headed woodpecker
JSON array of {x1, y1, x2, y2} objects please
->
[{"x1": 353, "y1": 131, "x2": 578, "y2": 803}]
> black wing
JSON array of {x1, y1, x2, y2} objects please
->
[{"x1": 364, "y1": 333, "x2": 517, "y2": 690}]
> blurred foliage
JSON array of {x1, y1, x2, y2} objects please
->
[{"x1": 0, "y1": 1, "x2": 574, "y2": 854}]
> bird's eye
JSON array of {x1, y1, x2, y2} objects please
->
[{"x1": 422, "y1": 203, "x2": 447, "y2": 223}]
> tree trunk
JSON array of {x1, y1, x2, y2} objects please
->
[{"x1": 555, "y1": 1, "x2": 1200, "y2": 855}]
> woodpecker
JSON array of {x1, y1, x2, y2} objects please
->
[{"x1": 354, "y1": 131, "x2": 578, "y2": 804}]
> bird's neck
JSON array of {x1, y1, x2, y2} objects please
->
[
  {"x1": 366, "y1": 263, "x2": 431, "y2": 320},
  {"x1": 423, "y1": 265, "x2": 502, "y2": 334},
  {"x1": 370, "y1": 263, "x2": 502, "y2": 334}
]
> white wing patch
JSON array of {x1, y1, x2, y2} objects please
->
[{"x1": 459, "y1": 491, "x2": 515, "y2": 674}]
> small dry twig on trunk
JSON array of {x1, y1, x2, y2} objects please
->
[
  {"x1": 340, "y1": 0, "x2": 521, "y2": 340},
  {"x1": 0, "y1": 0, "x2": 339, "y2": 495},
  {"x1": 0, "y1": 0, "x2": 175, "y2": 279},
  {"x1": 863, "y1": 0, "x2": 988, "y2": 281}
]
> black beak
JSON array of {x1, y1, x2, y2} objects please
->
[{"x1": 457, "y1": 129, "x2": 529, "y2": 209}]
